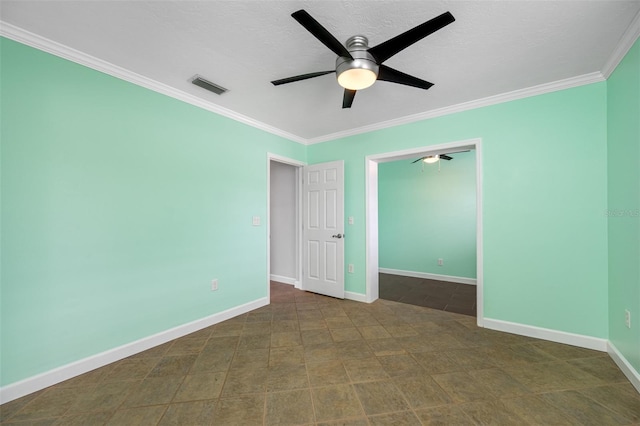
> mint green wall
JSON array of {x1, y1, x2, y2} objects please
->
[
  {"x1": 0, "y1": 38, "x2": 305, "y2": 386},
  {"x1": 1, "y1": 34, "x2": 622, "y2": 387},
  {"x1": 309, "y1": 83, "x2": 609, "y2": 339},
  {"x1": 378, "y1": 151, "x2": 476, "y2": 278},
  {"x1": 607, "y1": 38, "x2": 640, "y2": 374}
]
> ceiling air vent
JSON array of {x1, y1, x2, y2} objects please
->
[{"x1": 191, "y1": 75, "x2": 227, "y2": 95}]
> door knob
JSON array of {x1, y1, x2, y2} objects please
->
[{"x1": 331, "y1": 234, "x2": 344, "y2": 239}]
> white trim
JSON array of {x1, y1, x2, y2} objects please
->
[
  {"x1": 266, "y1": 153, "x2": 306, "y2": 168},
  {"x1": 379, "y1": 268, "x2": 476, "y2": 285},
  {"x1": 602, "y1": 10, "x2": 640, "y2": 79},
  {"x1": 1, "y1": 21, "x2": 609, "y2": 147},
  {"x1": 365, "y1": 159, "x2": 380, "y2": 304},
  {"x1": 607, "y1": 341, "x2": 640, "y2": 394},
  {"x1": 345, "y1": 291, "x2": 368, "y2": 303},
  {"x1": 0, "y1": 297, "x2": 268, "y2": 404},
  {"x1": 269, "y1": 274, "x2": 297, "y2": 286},
  {"x1": 305, "y1": 74, "x2": 604, "y2": 145},
  {"x1": 295, "y1": 166, "x2": 303, "y2": 291},
  {"x1": 266, "y1": 153, "x2": 306, "y2": 298},
  {"x1": 483, "y1": 318, "x2": 608, "y2": 352},
  {"x1": 0, "y1": 21, "x2": 306, "y2": 145},
  {"x1": 366, "y1": 138, "x2": 484, "y2": 324},
  {"x1": 474, "y1": 140, "x2": 484, "y2": 327},
  {"x1": 366, "y1": 139, "x2": 479, "y2": 163}
]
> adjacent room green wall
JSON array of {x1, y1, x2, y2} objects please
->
[
  {"x1": 607, "y1": 37, "x2": 640, "y2": 374},
  {"x1": 378, "y1": 151, "x2": 476, "y2": 278},
  {"x1": 309, "y1": 82, "x2": 609, "y2": 339},
  {"x1": 0, "y1": 38, "x2": 305, "y2": 386}
]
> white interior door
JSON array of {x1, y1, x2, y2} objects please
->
[{"x1": 302, "y1": 160, "x2": 345, "y2": 298}]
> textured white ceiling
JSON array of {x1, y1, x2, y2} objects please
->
[{"x1": 2, "y1": 1, "x2": 639, "y2": 142}]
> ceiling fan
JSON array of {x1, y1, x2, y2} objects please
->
[
  {"x1": 271, "y1": 9, "x2": 455, "y2": 108},
  {"x1": 412, "y1": 150, "x2": 470, "y2": 163}
]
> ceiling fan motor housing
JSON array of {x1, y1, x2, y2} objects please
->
[{"x1": 335, "y1": 35, "x2": 379, "y2": 82}]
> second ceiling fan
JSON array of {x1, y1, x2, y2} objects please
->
[
  {"x1": 412, "y1": 150, "x2": 470, "y2": 164},
  {"x1": 271, "y1": 9, "x2": 455, "y2": 108}
]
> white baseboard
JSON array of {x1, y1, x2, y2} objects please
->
[
  {"x1": 0, "y1": 297, "x2": 268, "y2": 404},
  {"x1": 345, "y1": 291, "x2": 368, "y2": 303},
  {"x1": 608, "y1": 341, "x2": 640, "y2": 394},
  {"x1": 483, "y1": 318, "x2": 608, "y2": 352},
  {"x1": 379, "y1": 268, "x2": 477, "y2": 285},
  {"x1": 269, "y1": 274, "x2": 297, "y2": 286}
]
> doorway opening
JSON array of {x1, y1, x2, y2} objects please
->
[
  {"x1": 266, "y1": 154, "x2": 305, "y2": 301},
  {"x1": 365, "y1": 138, "x2": 484, "y2": 326},
  {"x1": 377, "y1": 148, "x2": 477, "y2": 316}
]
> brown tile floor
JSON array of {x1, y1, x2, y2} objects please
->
[
  {"x1": 2, "y1": 282, "x2": 639, "y2": 425},
  {"x1": 379, "y1": 273, "x2": 477, "y2": 317}
]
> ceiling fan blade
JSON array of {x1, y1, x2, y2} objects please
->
[
  {"x1": 342, "y1": 89, "x2": 356, "y2": 108},
  {"x1": 377, "y1": 65, "x2": 433, "y2": 90},
  {"x1": 411, "y1": 158, "x2": 425, "y2": 163},
  {"x1": 368, "y1": 11, "x2": 455, "y2": 63},
  {"x1": 292, "y1": 10, "x2": 353, "y2": 59},
  {"x1": 440, "y1": 154, "x2": 453, "y2": 160},
  {"x1": 271, "y1": 70, "x2": 335, "y2": 86}
]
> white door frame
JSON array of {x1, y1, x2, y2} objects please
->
[
  {"x1": 365, "y1": 138, "x2": 484, "y2": 326},
  {"x1": 266, "y1": 153, "x2": 306, "y2": 301}
]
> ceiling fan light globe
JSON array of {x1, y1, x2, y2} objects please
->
[
  {"x1": 335, "y1": 47, "x2": 379, "y2": 91},
  {"x1": 423, "y1": 155, "x2": 439, "y2": 164},
  {"x1": 337, "y1": 68, "x2": 377, "y2": 90}
]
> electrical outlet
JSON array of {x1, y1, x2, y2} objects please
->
[
  {"x1": 438, "y1": 258, "x2": 443, "y2": 266},
  {"x1": 625, "y1": 309, "x2": 631, "y2": 329},
  {"x1": 348, "y1": 264, "x2": 354, "y2": 273},
  {"x1": 211, "y1": 279, "x2": 219, "y2": 291}
]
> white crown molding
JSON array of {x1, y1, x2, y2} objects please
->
[
  {"x1": 0, "y1": 21, "x2": 307, "y2": 145},
  {"x1": 602, "y1": 10, "x2": 640, "y2": 79},
  {"x1": 0, "y1": 20, "x2": 614, "y2": 147},
  {"x1": 306, "y1": 72, "x2": 605, "y2": 145},
  {"x1": 0, "y1": 296, "x2": 268, "y2": 404},
  {"x1": 379, "y1": 268, "x2": 477, "y2": 286}
]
